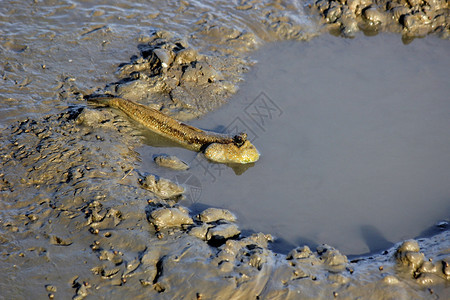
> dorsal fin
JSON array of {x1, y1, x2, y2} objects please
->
[{"x1": 180, "y1": 123, "x2": 204, "y2": 133}]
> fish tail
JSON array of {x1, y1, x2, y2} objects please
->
[{"x1": 84, "y1": 94, "x2": 118, "y2": 107}]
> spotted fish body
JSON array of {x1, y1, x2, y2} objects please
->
[{"x1": 86, "y1": 95, "x2": 260, "y2": 164}]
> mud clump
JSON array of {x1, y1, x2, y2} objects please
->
[
  {"x1": 154, "y1": 154, "x2": 189, "y2": 170},
  {"x1": 310, "y1": 0, "x2": 449, "y2": 39},
  {"x1": 148, "y1": 207, "x2": 194, "y2": 229},
  {"x1": 395, "y1": 240, "x2": 449, "y2": 286},
  {"x1": 196, "y1": 207, "x2": 237, "y2": 223},
  {"x1": 93, "y1": 31, "x2": 252, "y2": 121},
  {"x1": 206, "y1": 223, "x2": 241, "y2": 243},
  {"x1": 317, "y1": 244, "x2": 348, "y2": 270},
  {"x1": 139, "y1": 173, "x2": 185, "y2": 199}
]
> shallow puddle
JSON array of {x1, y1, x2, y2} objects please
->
[{"x1": 138, "y1": 34, "x2": 450, "y2": 255}]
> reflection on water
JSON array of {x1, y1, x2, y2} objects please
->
[{"x1": 140, "y1": 34, "x2": 450, "y2": 255}]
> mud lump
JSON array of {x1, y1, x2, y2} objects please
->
[{"x1": 310, "y1": 0, "x2": 449, "y2": 38}]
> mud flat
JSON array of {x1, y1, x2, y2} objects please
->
[{"x1": 1, "y1": 0, "x2": 449, "y2": 299}]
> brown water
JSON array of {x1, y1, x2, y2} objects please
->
[{"x1": 139, "y1": 34, "x2": 450, "y2": 255}]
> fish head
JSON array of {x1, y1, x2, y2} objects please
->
[{"x1": 204, "y1": 140, "x2": 260, "y2": 164}]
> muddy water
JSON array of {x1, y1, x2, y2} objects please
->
[{"x1": 139, "y1": 34, "x2": 450, "y2": 255}]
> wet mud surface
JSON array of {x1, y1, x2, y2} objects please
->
[
  {"x1": 309, "y1": 0, "x2": 449, "y2": 40},
  {"x1": 1, "y1": 0, "x2": 449, "y2": 298},
  {"x1": 1, "y1": 108, "x2": 449, "y2": 298}
]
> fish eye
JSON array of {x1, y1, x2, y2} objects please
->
[{"x1": 233, "y1": 133, "x2": 247, "y2": 147}]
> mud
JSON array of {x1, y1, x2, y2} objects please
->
[
  {"x1": 1, "y1": 0, "x2": 449, "y2": 299},
  {"x1": 153, "y1": 155, "x2": 189, "y2": 171},
  {"x1": 97, "y1": 32, "x2": 248, "y2": 121},
  {"x1": 309, "y1": 0, "x2": 449, "y2": 40}
]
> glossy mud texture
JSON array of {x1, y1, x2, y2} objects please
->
[
  {"x1": 1, "y1": 0, "x2": 449, "y2": 299},
  {"x1": 309, "y1": 0, "x2": 449, "y2": 40}
]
